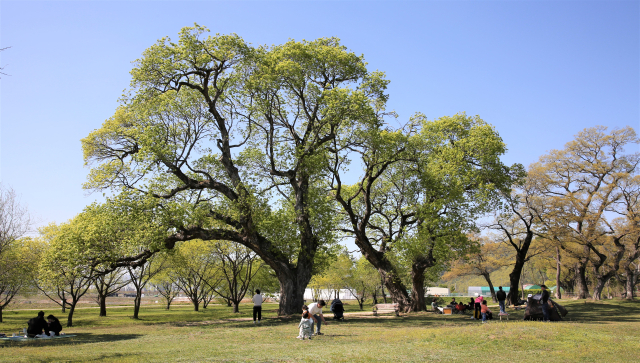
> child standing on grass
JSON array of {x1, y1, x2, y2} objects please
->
[
  {"x1": 481, "y1": 300, "x2": 491, "y2": 323},
  {"x1": 298, "y1": 312, "x2": 314, "y2": 340}
]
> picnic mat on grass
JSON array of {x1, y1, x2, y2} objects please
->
[{"x1": 0, "y1": 335, "x2": 76, "y2": 342}]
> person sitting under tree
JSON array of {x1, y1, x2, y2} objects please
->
[
  {"x1": 27, "y1": 311, "x2": 49, "y2": 338},
  {"x1": 540, "y1": 285, "x2": 550, "y2": 322},
  {"x1": 47, "y1": 315, "x2": 62, "y2": 336}
]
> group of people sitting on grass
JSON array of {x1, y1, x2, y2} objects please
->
[
  {"x1": 430, "y1": 294, "x2": 494, "y2": 322},
  {"x1": 26, "y1": 311, "x2": 62, "y2": 338}
]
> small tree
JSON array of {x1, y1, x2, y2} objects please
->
[
  {"x1": 170, "y1": 240, "x2": 219, "y2": 311},
  {"x1": 0, "y1": 184, "x2": 32, "y2": 257},
  {"x1": 127, "y1": 255, "x2": 166, "y2": 319},
  {"x1": 207, "y1": 241, "x2": 261, "y2": 313},
  {"x1": 345, "y1": 257, "x2": 380, "y2": 310},
  {"x1": 151, "y1": 272, "x2": 180, "y2": 310},
  {"x1": 0, "y1": 238, "x2": 40, "y2": 322},
  {"x1": 94, "y1": 268, "x2": 128, "y2": 317},
  {"x1": 37, "y1": 223, "x2": 94, "y2": 327}
]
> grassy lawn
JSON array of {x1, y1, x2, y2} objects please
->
[{"x1": 1, "y1": 299, "x2": 639, "y2": 362}]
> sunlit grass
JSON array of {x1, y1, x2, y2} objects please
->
[{"x1": 1, "y1": 299, "x2": 638, "y2": 362}]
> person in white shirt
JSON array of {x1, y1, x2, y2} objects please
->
[
  {"x1": 252, "y1": 289, "x2": 263, "y2": 325},
  {"x1": 307, "y1": 300, "x2": 328, "y2": 335}
]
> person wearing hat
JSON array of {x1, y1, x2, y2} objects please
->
[{"x1": 540, "y1": 285, "x2": 550, "y2": 322}]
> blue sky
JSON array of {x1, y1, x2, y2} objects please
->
[{"x1": 1, "y1": 0, "x2": 638, "y2": 230}]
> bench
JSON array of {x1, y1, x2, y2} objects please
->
[
  {"x1": 373, "y1": 303, "x2": 400, "y2": 317},
  {"x1": 499, "y1": 312, "x2": 509, "y2": 321}
]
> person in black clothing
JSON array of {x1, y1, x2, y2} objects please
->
[
  {"x1": 496, "y1": 286, "x2": 507, "y2": 314},
  {"x1": 540, "y1": 284, "x2": 550, "y2": 322},
  {"x1": 27, "y1": 311, "x2": 49, "y2": 338},
  {"x1": 47, "y1": 315, "x2": 63, "y2": 336}
]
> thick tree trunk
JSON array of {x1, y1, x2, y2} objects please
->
[
  {"x1": 410, "y1": 267, "x2": 427, "y2": 312},
  {"x1": 276, "y1": 269, "x2": 307, "y2": 316},
  {"x1": 190, "y1": 295, "x2": 200, "y2": 312},
  {"x1": 507, "y1": 250, "x2": 526, "y2": 305},
  {"x1": 592, "y1": 271, "x2": 616, "y2": 301},
  {"x1": 555, "y1": 246, "x2": 562, "y2": 299},
  {"x1": 592, "y1": 278, "x2": 606, "y2": 300},
  {"x1": 506, "y1": 231, "x2": 533, "y2": 305},
  {"x1": 380, "y1": 269, "x2": 412, "y2": 312},
  {"x1": 625, "y1": 266, "x2": 636, "y2": 300},
  {"x1": 98, "y1": 294, "x2": 107, "y2": 317},
  {"x1": 575, "y1": 261, "x2": 590, "y2": 299},
  {"x1": 233, "y1": 302, "x2": 239, "y2": 313}
]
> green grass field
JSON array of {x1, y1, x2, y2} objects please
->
[{"x1": 1, "y1": 299, "x2": 639, "y2": 362}]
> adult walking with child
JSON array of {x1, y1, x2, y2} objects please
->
[{"x1": 308, "y1": 300, "x2": 328, "y2": 335}]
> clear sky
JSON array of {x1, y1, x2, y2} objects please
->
[{"x1": 1, "y1": 0, "x2": 638, "y2": 230}]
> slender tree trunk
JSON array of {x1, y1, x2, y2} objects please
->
[
  {"x1": 67, "y1": 302, "x2": 77, "y2": 327},
  {"x1": 555, "y1": 246, "x2": 562, "y2": 299},
  {"x1": 98, "y1": 293, "x2": 107, "y2": 317},
  {"x1": 371, "y1": 289, "x2": 378, "y2": 305},
  {"x1": 166, "y1": 298, "x2": 172, "y2": 310},
  {"x1": 482, "y1": 272, "x2": 497, "y2": 302},
  {"x1": 0, "y1": 306, "x2": 3, "y2": 323},
  {"x1": 575, "y1": 261, "x2": 590, "y2": 299},
  {"x1": 380, "y1": 276, "x2": 387, "y2": 303},
  {"x1": 133, "y1": 292, "x2": 142, "y2": 319},
  {"x1": 60, "y1": 291, "x2": 67, "y2": 313}
]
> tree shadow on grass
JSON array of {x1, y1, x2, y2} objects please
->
[
  {"x1": 554, "y1": 300, "x2": 640, "y2": 324},
  {"x1": 46, "y1": 352, "x2": 143, "y2": 363},
  {"x1": 0, "y1": 333, "x2": 142, "y2": 348}
]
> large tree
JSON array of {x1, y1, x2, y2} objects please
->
[
  {"x1": 329, "y1": 113, "x2": 518, "y2": 311},
  {"x1": 93, "y1": 268, "x2": 128, "y2": 317},
  {"x1": 82, "y1": 25, "x2": 384, "y2": 315},
  {"x1": 529, "y1": 126, "x2": 639, "y2": 299}
]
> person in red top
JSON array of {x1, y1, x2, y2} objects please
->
[{"x1": 480, "y1": 300, "x2": 491, "y2": 323}]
